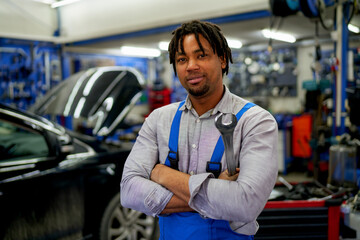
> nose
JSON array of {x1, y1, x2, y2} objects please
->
[{"x1": 186, "y1": 58, "x2": 199, "y2": 71}]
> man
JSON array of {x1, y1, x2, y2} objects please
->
[{"x1": 121, "y1": 20, "x2": 278, "y2": 239}]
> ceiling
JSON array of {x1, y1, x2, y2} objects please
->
[{"x1": 68, "y1": 11, "x2": 360, "y2": 53}]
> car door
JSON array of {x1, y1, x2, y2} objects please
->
[
  {"x1": 0, "y1": 115, "x2": 59, "y2": 185},
  {"x1": 0, "y1": 105, "x2": 88, "y2": 240}
]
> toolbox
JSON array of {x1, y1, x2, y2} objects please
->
[
  {"x1": 256, "y1": 198, "x2": 342, "y2": 240},
  {"x1": 255, "y1": 180, "x2": 345, "y2": 240}
]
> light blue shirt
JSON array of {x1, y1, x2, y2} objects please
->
[{"x1": 121, "y1": 86, "x2": 278, "y2": 235}]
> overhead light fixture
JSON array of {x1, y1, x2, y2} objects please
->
[
  {"x1": 31, "y1": 0, "x2": 55, "y2": 4},
  {"x1": 51, "y1": 0, "x2": 81, "y2": 8},
  {"x1": 261, "y1": 29, "x2": 296, "y2": 43},
  {"x1": 120, "y1": 46, "x2": 161, "y2": 58},
  {"x1": 159, "y1": 41, "x2": 169, "y2": 51},
  {"x1": 244, "y1": 57, "x2": 252, "y2": 65},
  {"x1": 348, "y1": 24, "x2": 360, "y2": 33},
  {"x1": 227, "y1": 39, "x2": 242, "y2": 49}
]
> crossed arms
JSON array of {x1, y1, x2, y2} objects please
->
[{"x1": 150, "y1": 164, "x2": 239, "y2": 214}]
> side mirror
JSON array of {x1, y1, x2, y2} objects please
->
[{"x1": 44, "y1": 130, "x2": 74, "y2": 160}]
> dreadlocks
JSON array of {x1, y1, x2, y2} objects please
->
[{"x1": 168, "y1": 20, "x2": 233, "y2": 76}]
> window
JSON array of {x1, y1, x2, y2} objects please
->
[{"x1": 0, "y1": 120, "x2": 49, "y2": 160}]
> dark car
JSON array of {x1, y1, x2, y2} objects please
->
[{"x1": 0, "y1": 66, "x2": 158, "y2": 240}]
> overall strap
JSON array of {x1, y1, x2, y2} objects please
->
[
  {"x1": 206, "y1": 102, "x2": 256, "y2": 177},
  {"x1": 165, "y1": 101, "x2": 186, "y2": 169}
]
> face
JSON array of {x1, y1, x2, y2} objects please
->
[{"x1": 175, "y1": 34, "x2": 226, "y2": 99}]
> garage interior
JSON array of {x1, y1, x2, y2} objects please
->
[{"x1": 1, "y1": 0, "x2": 360, "y2": 239}]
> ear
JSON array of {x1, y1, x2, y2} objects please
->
[{"x1": 220, "y1": 56, "x2": 226, "y2": 69}]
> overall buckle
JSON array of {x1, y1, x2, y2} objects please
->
[
  {"x1": 167, "y1": 151, "x2": 179, "y2": 170},
  {"x1": 206, "y1": 161, "x2": 222, "y2": 178}
]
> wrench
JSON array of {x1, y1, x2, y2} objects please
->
[{"x1": 215, "y1": 113, "x2": 238, "y2": 176}]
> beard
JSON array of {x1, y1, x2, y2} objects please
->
[{"x1": 187, "y1": 83, "x2": 210, "y2": 97}]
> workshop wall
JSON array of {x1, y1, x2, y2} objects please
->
[
  {"x1": 0, "y1": 39, "x2": 61, "y2": 110},
  {"x1": 268, "y1": 44, "x2": 323, "y2": 113},
  {"x1": 62, "y1": 52, "x2": 150, "y2": 79}
]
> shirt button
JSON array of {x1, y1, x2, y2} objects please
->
[
  {"x1": 196, "y1": 119, "x2": 200, "y2": 123},
  {"x1": 192, "y1": 144, "x2": 197, "y2": 149}
]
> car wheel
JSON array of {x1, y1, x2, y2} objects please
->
[{"x1": 100, "y1": 192, "x2": 158, "y2": 240}]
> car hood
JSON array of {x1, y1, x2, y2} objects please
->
[{"x1": 30, "y1": 66, "x2": 145, "y2": 137}]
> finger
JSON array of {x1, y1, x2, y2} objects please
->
[{"x1": 231, "y1": 173, "x2": 239, "y2": 181}]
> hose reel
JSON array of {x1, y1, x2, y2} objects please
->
[{"x1": 270, "y1": 0, "x2": 357, "y2": 31}]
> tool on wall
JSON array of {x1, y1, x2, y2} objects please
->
[
  {"x1": 311, "y1": 21, "x2": 323, "y2": 81},
  {"x1": 0, "y1": 42, "x2": 63, "y2": 110}
]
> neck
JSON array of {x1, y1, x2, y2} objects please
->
[{"x1": 190, "y1": 86, "x2": 224, "y2": 116}]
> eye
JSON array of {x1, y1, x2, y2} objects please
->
[
  {"x1": 177, "y1": 57, "x2": 186, "y2": 63},
  {"x1": 198, "y1": 53, "x2": 207, "y2": 59}
]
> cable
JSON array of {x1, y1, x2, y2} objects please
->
[
  {"x1": 318, "y1": 0, "x2": 336, "y2": 31},
  {"x1": 344, "y1": 0, "x2": 356, "y2": 25}
]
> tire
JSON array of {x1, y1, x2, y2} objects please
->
[{"x1": 99, "y1": 193, "x2": 158, "y2": 240}]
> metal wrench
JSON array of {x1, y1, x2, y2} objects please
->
[{"x1": 215, "y1": 113, "x2": 238, "y2": 176}]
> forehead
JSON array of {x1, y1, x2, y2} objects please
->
[{"x1": 176, "y1": 33, "x2": 212, "y2": 53}]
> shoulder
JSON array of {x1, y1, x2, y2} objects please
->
[
  {"x1": 139, "y1": 102, "x2": 183, "y2": 136},
  {"x1": 146, "y1": 102, "x2": 184, "y2": 123},
  {"x1": 230, "y1": 94, "x2": 277, "y2": 127},
  {"x1": 230, "y1": 93, "x2": 270, "y2": 115}
]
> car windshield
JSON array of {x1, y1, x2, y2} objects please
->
[{"x1": 0, "y1": 120, "x2": 49, "y2": 161}]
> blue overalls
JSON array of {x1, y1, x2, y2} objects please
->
[{"x1": 159, "y1": 101, "x2": 255, "y2": 240}]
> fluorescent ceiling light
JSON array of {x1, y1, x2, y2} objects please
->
[
  {"x1": 120, "y1": 46, "x2": 161, "y2": 58},
  {"x1": 51, "y1": 0, "x2": 81, "y2": 8},
  {"x1": 348, "y1": 24, "x2": 360, "y2": 33},
  {"x1": 159, "y1": 41, "x2": 169, "y2": 51},
  {"x1": 261, "y1": 29, "x2": 296, "y2": 43},
  {"x1": 31, "y1": 0, "x2": 55, "y2": 4},
  {"x1": 227, "y1": 39, "x2": 242, "y2": 49}
]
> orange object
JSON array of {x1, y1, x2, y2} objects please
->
[{"x1": 292, "y1": 114, "x2": 312, "y2": 158}]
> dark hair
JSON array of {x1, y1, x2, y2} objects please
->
[{"x1": 168, "y1": 20, "x2": 233, "y2": 76}]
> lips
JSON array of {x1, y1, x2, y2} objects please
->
[{"x1": 187, "y1": 75, "x2": 204, "y2": 85}]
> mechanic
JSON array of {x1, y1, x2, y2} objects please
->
[{"x1": 121, "y1": 20, "x2": 278, "y2": 240}]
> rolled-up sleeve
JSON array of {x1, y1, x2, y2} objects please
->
[
  {"x1": 120, "y1": 109, "x2": 173, "y2": 216},
  {"x1": 188, "y1": 108, "x2": 278, "y2": 222}
]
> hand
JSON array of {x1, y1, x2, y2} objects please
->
[{"x1": 218, "y1": 168, "x2": 240, "y2": 181}]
